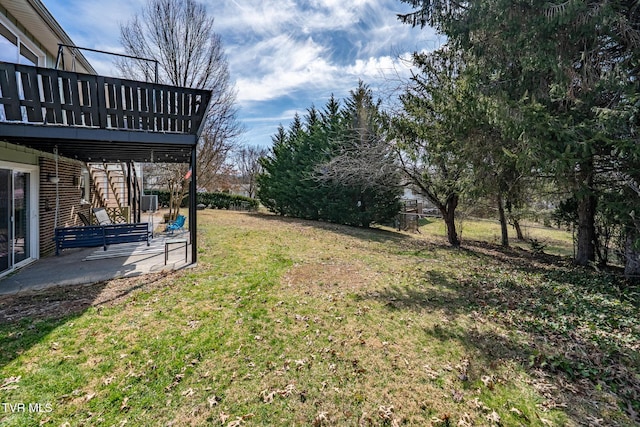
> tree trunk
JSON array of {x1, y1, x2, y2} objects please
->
[
  {"x1": 505, "y1": 197, "x2": 524, "y2": 240},
  {"x1": 513, "y1": 219, "x2": 524, "y2": 240},
  {"x1": 575, "y1": 193, "x2": 597, "y2": 266},
  {"x1": 168, "y1": 182, "x2": 175, "y2": 221},
  {"x1": 497, "y1": 193, "x2": 509, "y2": 247},
  {"x1": 625, "y1": 233, "x2": 640, "y2": 280},
  {"x1": 440, "y1": 193, "x2": 460, "y2": 246},
  {"x1": 174, "y1": 182, "x2": 188, "y2": 220}
]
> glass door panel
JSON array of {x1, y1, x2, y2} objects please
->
[
  {"x1": 13, "y1": 171, "x2": 28, "y2": 265},
  {"x1": 0, "y1": 168, "x2": 32, "y2": 275},
  {"x1": 0, "y1": 169, "x2": 10, "y2": 273}
]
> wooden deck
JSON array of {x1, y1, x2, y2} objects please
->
[{"x1": 0, "y1": 61, "x2": 211, "y2": 163}]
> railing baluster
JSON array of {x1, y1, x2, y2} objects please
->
[
  {"x1": 131, "y1": 85, "x2": 141, "y2": 130},
  {"x1": 39, "y1": 70, "x2": 55, "y2": 123},
  {"x1": 19, "y1": 66, "x2": 43, "y2": 122},
  {"x1": 176, "y1": 90, "x2": 184, "y2": 133},
  {"x1": 0, "y1": 63, "x2": 22, "y2": 120},
  {"x1": 170, "y1": 89, "x2": 177, "y2": 132},
  {"x1": 123, "y1": 83, "x2": 132, "y2": 129},
  {"x1": 85, "y1": 75, "x2": 99, "y2": 127},
  {"x1": 39, "y1": 69, "x2": 64, "y2": 124},
  {"x1": 161, "y1": 87, "x2": 169, "y2": 131},
  {"x1": 61, "y1": 71, "x2": 83, "y2": 126},
  {"x1": 96, "y1": 75, "x2": 108, "y2": 129},
  {"x1": 114, "y1": 80, "x2": 125, "y2": 129},
  {"x1": 139, "y1": 86, "x2": 149, "y2": 131}
]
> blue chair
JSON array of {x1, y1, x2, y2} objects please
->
[{"x1": 165, "y1": 214, "x2": 186, "y2": 235}]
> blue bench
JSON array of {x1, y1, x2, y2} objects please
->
[
  {"x1": 53, "y1": 225, "x2": 105, "y2": 255},
  {"x1": 54, "y1": 223, "x2": 151, "y2": 255},
  {"x1": 104, "y1": 223, "x2": 152, "y2": 247}
]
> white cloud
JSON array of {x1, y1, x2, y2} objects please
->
[
  {"x1": 42, "y1": 0, "x2": 439, "y2": 147},
  {"x1": 345, "y1": 55, "x2": 412, "y2": 80},
  {"x1": 215, "y1": 0, "x2": 299, "y2": 36},
  {"x1": 233, "y1": 35, "x2": 338, "y2": 103}
]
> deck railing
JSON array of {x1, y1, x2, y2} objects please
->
[{"x1": 0, "y1": 62, "x2": 211, "y2": 135}]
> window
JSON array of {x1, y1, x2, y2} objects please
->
[
  {"x1": 0, "y1": 22, "x2": 18, "y2": 63},
  {"x1": 0, "y1": 18, "x2": 42, "y2": 121},
  {"x1": 0, "y1": 19, "x2": 42, "y2": 66},
  {"x1": 19, "y1": 44, "x2": 38, "y2": 66}
]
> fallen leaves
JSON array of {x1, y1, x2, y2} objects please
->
[
  {"x1": 0, "y1": 376, "x2": 20, "y2": 391},
  {"x1": 181, "y1": 388, "x2": 195, "y2": 397},
  {"x1": 226, "y1": 413, "x2": 254, "y2": 427},
  {"x1": 313, "y1": 411, "x2": 329, "y2": 426},
  {"x1": 218, "y1": 412, "x2": 255, "y2": 427},
  {"x1": 165, "y1": 373, "x2": 185, "y2": 391},
  {"x1": 2, "y1": 211, "x2": 637, "y2": 426},
  {"x1": 120, "y1": 397, "x2": 129, "y2": 411},
  {"x1": 377, "y1": 405, "x2": 400, "y2": 427},
  {"x1": 423, "y1": 364, "x2": 439, "y2": 380},
  {"x1": 260, "y1": 383, "x2": 297, "y2": 403},
  {"x1": 208, "y1": 395, "x2": 221, "y2": 408},
  {"x1": 509, "y1": 407, "x2": 524, "y2": 417},
  {"x1": 456, "y1": 358, "x2": 469, "y2": 381},
  {"x1": 480, "y1": 375, "x2": 495, "y2": 390},
  {"x1": 470, "y1": 397, "x2": 489, "y2": 411},
  {"x1": 486, "y1": 410, "x2": 501, "y2": 424},
  {"x1": 219, "y1": 411, "x2": 229, "y2": 424},
  {"x1": 261, "y1": 390, "x2": 276, "y2": 404}
]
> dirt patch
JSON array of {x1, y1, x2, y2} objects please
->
[
  {"x1": 0, "y1": 272, "x2": 178, "y2": 324},
  {"x1": 282, "y1": 259, "x2": 379, "y2": 294}
]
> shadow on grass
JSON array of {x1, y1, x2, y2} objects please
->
[
  {"x1": 460, "y1": 239, "x2": 568, "y2": 267},
  {"x1": 0, "y1": 314, "x2": 82, "y2": 371},
  {"x1": 0, "y1": 274, "x2": 169, "y2": 369},
  {"x1": 365, "y1": 246, "x2": 640, "y2": 424},
  {"x1": 246, "y1": 211, "x2": 416, "y2": 245}
]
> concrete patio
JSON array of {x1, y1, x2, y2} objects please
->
[{"x1": 0, "y1": 231, "x2": 192, "y2": 295}]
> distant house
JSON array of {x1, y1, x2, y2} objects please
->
[{"x1": 0, "y1": 0, "x2": 210, "y2": 277}]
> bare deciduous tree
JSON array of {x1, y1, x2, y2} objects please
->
[
  {"x1": 118, "y1": 0, "x2": 243, "y2": 218},
  {"x1": 197, "y1": 130, "x2": 234, "y2": 192},
  {"x1": 235, "y1": 145, "x2": 268, "y2": 199},
  {"x1": 315, "y1": 132, "x2": 401, "y2": 193}
]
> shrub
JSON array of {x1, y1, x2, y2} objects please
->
[{"x1": 146, "y1": 191, "x2": 258, "y2": 211}]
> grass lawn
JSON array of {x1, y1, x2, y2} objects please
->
[
  {"x1": 418, "y1": 217, "x2": 575, "y2": 257},
  {"x1": 0, "y1": 210, "x2": 638, "y2": 426}
]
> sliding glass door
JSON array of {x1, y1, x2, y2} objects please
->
[{"x1": 0, "y1": 167, "x2": 34, "y2": 276}]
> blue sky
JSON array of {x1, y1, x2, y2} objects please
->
[{"x1": 42, "y1": 0, "x2": 439, "y2": 148}]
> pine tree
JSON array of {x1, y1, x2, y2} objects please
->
[
  {"x1": 257, "y1": 85, "x2": 402, "y2": 227},
  {"x1": 397, "y1": 0, "x2": 640, "y2": 267}
]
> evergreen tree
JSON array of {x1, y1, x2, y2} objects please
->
[
  {"x1": 258, "y1": 84, "x2": 401, "y2": 227},
  {"x1": 392, "y1": 49, "x2": 473, "y2": 246},
  {"x1": 397, "y1": 0, "x2": 640, "y2": 268},
  {"x1": 318, "y1": 82, "x2": 402, "y2": 227}
]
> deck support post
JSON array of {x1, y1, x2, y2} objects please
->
[{"x1": 189, "y1": 147, "x2": 197, "y2": 264}]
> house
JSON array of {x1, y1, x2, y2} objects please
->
[{"x1": 0, "y1": 0, "x2": 210, "y2": 277}]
